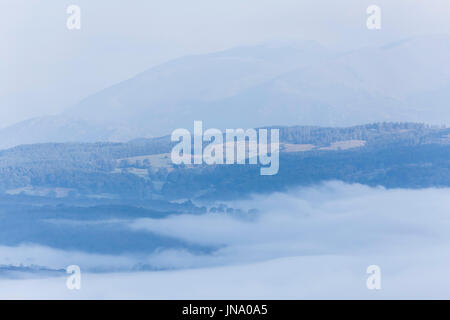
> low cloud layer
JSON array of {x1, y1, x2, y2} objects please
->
[
  {"x1": 128, "y1": 182, "x2": 450, "y2": 268},
  {"x1": 1, "y1": 182, "x2": 450, "y2": 298}
]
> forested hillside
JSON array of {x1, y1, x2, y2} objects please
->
[{"x1": 0, "y1": 123, "x2": 448, "y2": 200}]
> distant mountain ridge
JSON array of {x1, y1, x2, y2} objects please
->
[{"x1": 2, "y1": 36, "x2": 450, "y2": 149}]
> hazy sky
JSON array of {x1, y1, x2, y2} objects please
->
[{"x1": 2, "y1": 0, "x2": 450, "y2": 128}]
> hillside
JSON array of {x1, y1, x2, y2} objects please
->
[{"x1": 0, "y1": 122, "x2": 448, "y2": 200}]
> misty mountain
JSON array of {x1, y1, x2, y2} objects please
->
[
  {"x1": 2, "y1": 36, "x2": 450, "y2": 149},
  {"x1": 203, "y1": 35, "x2": 450, "y2": 128}
]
